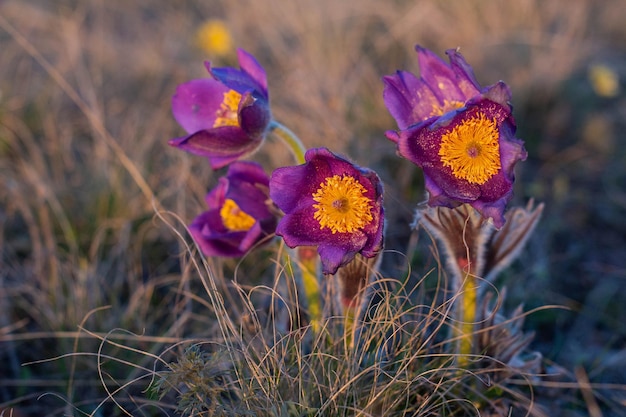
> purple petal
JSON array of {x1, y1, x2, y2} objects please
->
[
  {"x1": 422, "y1": 162, "x2": 481, "y2": 201},
  {"x1": 238, "y1": 222, "x2": 266, "y2": 253},
  {"x1": 416, "y1": 45, "x2": 467, "y2": 103},
  {"x1": 205, "y1": 177, "x2": 228, "y2": 208},
  {"x1": 276, "y1": 209, "x2": 327, "y2": 248},
  {"x1": 172, "y1": 79, "x2": 229, "y2": 134},
  {"x1": 168, "y1": 127, "x2": 262, "y2": 169},
  {"x1": 189, "y1": 211, "x2": 248, "y2": 257},
  {"x1": 318, "y1": 244, "x2": 359, "y2": 275},
  {"x1": 238, "y1": 91, "x2": 271, "y2": 137},
  {"x1": 445, "y1": 48, "x2": 481, "y2": 98},
  {"x1": 226, "y1": 160, "x2": 271, "y2": 187},
  {"x1": 480, "y1": 81, "x2": 513, "y2": 108},
  {"x1": 206, "y1": 49, "x2": 268, "y2": 99},
  {"x1": 479, "y1": 173, "x2": 513, "y2": 202},
  {"x1": 237, "y1": 48, "x2": 268, "y2": 97},
  {"x1": 470, "y1": 198, "x2": 508, "y2": 229},
  {"x1": 383, "y1": 71, "x2": 440, "y2": 129}
]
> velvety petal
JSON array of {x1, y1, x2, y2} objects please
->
[
  {"x1": 189, "y1": 211, "x2": 249, "y2": 257},
  {"x1": 445, "y1": 48, "x2": 481, "y2": 98},
  {"x1": 470, "y1": 198, "x2": 508, "y2": 229},
  {"x1": 207, "y1": 49, "x2": 268, "y2": 99},
  {"x1": 382, "y1": 70, "x2": 441, "y2": 129},
  {"x1": 169, "y1": 127, "x2": 263, "y2": 169},
  {"x1": 238, "y1": 222, "x2": 267, "y2": 253},
  {"x1": 318, "y1": 244, "x2": 359, "y2": 275},
  {"x1": 393, "y1": 118, "x2": 438, "y2": 166},
  {"x1": 422, "y1": 162, "x2": 481, "y2": 201},
  {"x1": 498, "y1": 124, "x2": 527, "y2": 178},
  {"x1": 276, "y1": 208, "x2": 331, "y2": 248},
  {"x1": 172, "y1": 79, "x2": 230, "y2": 134},
  {"x1": 236, "y1": 48, "x2": 268, "y2": 97},
  {"x1": 270, "y1": 165, "x2": 315, "y2": 214},
  {"x1": 238, "y1": 91, "x2": 271, "y2": 137},
  {"x1": 361, "y1": 210, "x2": 385, "y2": 258},
  {"x1": 480, "y1": 81, "x2": 513, "y2": 109},
  {"x1": 416, "y1": 45, "x2": 467, "y2": 103},
  {"x1": 229, "y1": 181, "x2": 272, "y2": 219},
  {"x1": 226, "y1": 160, "x2": 270, "y2": 187},
  {"x1": 479, "y1": 172, "x2": 513, "y2": 202},
  {"x1": 205, "y1": 177, "x2": 228, "y2": 208}
]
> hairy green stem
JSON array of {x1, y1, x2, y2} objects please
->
[
  {"x1": 456, "y1": 268, "x2": 477, "y2": 368},
  {"x1": 268, "y1": 120, "x2": 306, "y2": 165}
]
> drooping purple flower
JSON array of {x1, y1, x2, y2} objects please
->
[
  {"x1": 383, "y1": 46, "x2": 527, "y2": 228},
  {"x1": 169, "y1": 49, "x2": 271, "y2": 169},
  {"x1": 189, "y1": 161, "x2": 276, "y2": 257},
  {"x1": 269, "y1": 147, "x2": 384, "y2": 275}
]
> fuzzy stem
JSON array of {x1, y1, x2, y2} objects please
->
[
  {"x1": 297, "y1": 247, "x2": 322, "y2": 333},
  {"x1": 268, "y1": 120, "x2": 306, "y2": 165},
  {"x1": 456, "y1": 267, "x2": 477, "y2": 368},
  {"x1": 344, "y1": 304, "x2": 357, "y2": 350}
]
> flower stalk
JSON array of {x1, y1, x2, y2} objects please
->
[
  {"x1": 297, "y1": 246, "x2": 322, "y2": 332},
  {"x1": 268, "y1": 120, "x2": 306, "y2": 165},
  {"x1": 456, "y1": 260, "x2": 477, "y2": 369}
]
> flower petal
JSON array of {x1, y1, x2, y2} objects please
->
[
  {"x1": 415, "y1": 45, "x2": 467, "y2": 103},
  {"x1": 206, "y1": 49, "x2": 268, "y2": 99},
  {"x1": 172, "y1": 79, "x2": 229, "y2": 134},
  {"x1": 445, "y1": 48, "x2": 481, "y2": 98},
  {"x1": 189, "y1": 211, "x2": 249, "y2": 257},
  {"x1": 238, "y1": 91, "x2": 271, "y2": 137},
  {"x1": 383, "y1": 70, "x2": 440, "y2": 129},
  {"x1": 236, "y1": 48, "x2": 268, "y2": 96},
  {"x1": 169, "y1": 127, "x2": 262, "y2": 169}
]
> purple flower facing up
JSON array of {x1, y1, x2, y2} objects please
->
[
  {"x1": 190, "y1": 161, "x2": 276, "y2": 257},
  {"x1": 269, "y1": 148, "x2": 384, "y2": 275},
  {"x1": 170, "y1": 49, "x2": 271, "y2": 169},
  {"x1": 383, "y1": 46, "x2": 527, "y2": 228}
]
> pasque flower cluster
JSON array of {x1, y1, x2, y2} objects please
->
[{"x1": 170, "y1": 45, "x2": 526, "y2": 275}]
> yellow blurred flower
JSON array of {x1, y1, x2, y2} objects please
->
[
  {"x1": 195, "y1": 19, "x2": 233, "y2": 57},
  {"x1": 588, "y1": 64, "x2": 620, "y2": 98}
]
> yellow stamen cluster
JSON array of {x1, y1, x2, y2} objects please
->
[
  {"x1": 438, "y1": 113, "x2": 501, "y2": 185},
  {"x1": 312, "y1": 175, "x2": 374, "y2": 234},
  {"x1": 220, "y1": 198, "x2": 256, "y2": 232},
  {"x1": 430, "y1": 99, "x2": 465, "y2": 117},
  {"x1": 213, "y1": 90, "x2": 241, "y2": 128}
]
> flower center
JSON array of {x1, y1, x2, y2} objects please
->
[
  {"x1": 438, "y1": 112, "x2": 501, "y2": 185},
  {"x1": 213, "y1": 90, "x2": 241, "y2": 128},
  {"x1": 430, "y1": 99, "x2": 465, "y2": 117},
  {"x1": 220, "y1": 198, "x2": 255, "y2": 231},
  {"x1": 312, "y1": 174, "x2": 374, "y2": 234}
]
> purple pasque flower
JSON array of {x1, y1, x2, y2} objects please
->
[
  {"x1": 383, "y1": 46, "x2": 527, "y2": 228},
  {"x1": 189, "y1": 161, "x2": 276, "y2": 257},
  {"x1": 169, "y1": 49, "x2": 271, "y2": 169},
  {"x1": 270, "y1": 147, "x2": 384, "y2": 275}
]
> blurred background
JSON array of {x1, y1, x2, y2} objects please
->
[{"x1": 1, "y1": 0, "x2": 625, "y2": 415}]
